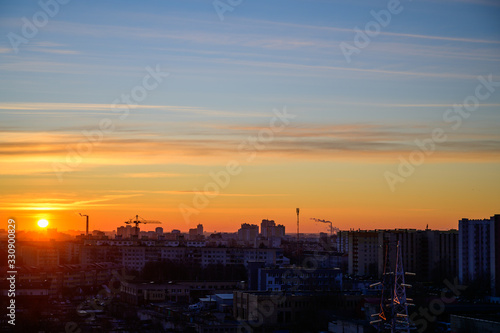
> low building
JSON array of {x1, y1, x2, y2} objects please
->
[
  {"x1": 121, "y1": 280, "x2": 240, "y2": 305},
  {"x1": 233, "y1": 290, "x2": 333, "y2": 330},
  {"x1": 17, "y1": 262, "x2": 122, "y2": 297},
  {"x1": 253, "y1": 266, "x2": 342, "y2": 292},
  {"x1": 214, "y1": 293, "x2": 234, "y2": 312}
]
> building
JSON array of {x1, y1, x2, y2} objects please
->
[
  {"x1": 300, "y1": 250, "x2": 345, "y2": 269},
  {"x1": 238, "y1": 223, "x2": 259, "y2": 243},
  {"x1": 189, "y1": 228, "x2": 198, "y2": 240},
  {"x1": 382, "y1": 228, "x2": 458, "y2": 282},
  {"x1": 121, "y1": 281, "x2": 191, "y2": 305},
  {"x1": 20, "y1": 243, "x2": 60, "y2": 267},
  {"x1": 81, "y1": 243, "x2": 285, "y2": 271},
  {"x1": 121, "y1": 246, "x2": 146, "y2": 271},
  {"x1": 121, "y1": 280, "x2": 239, "y2": 305},
  {"x1": 58, "y1": 241, "x2": 81, "y2": 264},
  {"x1": 16, "y1": 262, "x2": 122, "y2": 296},
  {"x1": 328, "y1": 318, "x2": 374, "y2": 333},
  {"x1": 233, "y1": 291, "x2": 331, "y2": 330},
  {"x1": 450, "y1": 314, "x2": 500, "y2": 333},
  {"x1": 345, "y1": 228, "x2": 458, "y2": 281},
  {"x1": 117, "y1": 225, "x2": 137, "y2": 239},
  {"x1": 348, "y1": 230, "x2": 379, "y2": 277},
  {"x1": 273, "y1": 224, "x2": 286, "y2": 238},
  {"x1": 189, "y1": 224, "x2": 204, "y2": 240},
  {"x1": 337, "y1": 231, "x2": 349, "y2": 253},
  {"x1": 260, "y1": 219, "x2": 285, "y2": 238},
  {"x1": 459, "y1": 214, "x2": 500, "y2": 296},
  {"x1": 261, "y1": 219, "x2": 275, "y2": 237},
  {"x1": 253, "y1": 266, "x2": 342, "y2": 292}
]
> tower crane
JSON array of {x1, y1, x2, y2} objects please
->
[{"x1": 124, "y1": 215, "x2": 161, "y2": 236}]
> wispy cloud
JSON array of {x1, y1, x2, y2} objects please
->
[
  {"x1": 148, "y1": 190, "x2": 290, "y2": 197},
  {"x1": 29, "y1": 48, "x2": 80, "y2": 55},
  {"x1": 0, "y1": 102, "x2": 269, "y2": 118},
  {"x1": 0, "y1": 193, "x2": 142, "y2": 210},
  {"x1": 249, "y1": 18, "x2": 500, "y2": 45},
  {"x1": 119, "y1": 172, "x2": 199, "y2": 178},
  {"x1": 1, "y1": 123, "x2": 499, "y2": 178}
]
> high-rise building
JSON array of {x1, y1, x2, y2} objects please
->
[
  {"x1": 458, "y1": 214, "x2": 500, "y2": 296},
  {"x1": 189, "y1": 228, "x2": 198, "y2": 240},
  {"x1": 273, "y1": 224, "x2": 286, "y2": 238},
  {"x1": 337, "y1": 231, "x2": 349, "y2": 253},
  {"x1": 238, "y1": 223, "x2": 259, "y2": 243},
  {"x1": 260, "y1": 219, "x2": 285, "y2": 238},
  {"x1": 261, "y1": 219, "x2": 276, "y2": 237},
  {"x1": 348, "y1": 230, "x2": 379, "y2": 276},
  {"x1": 346, "y1": 228, "x2": 458, "y2": 281},
  {"x1": 188, "y1": 224, "x2": 204, "y2": 240},
  {"x1": 117, "y1": 225, "x2": 137, "y2": 239},
  {"x1": 381, "y1": 229, "x2": 458, "y2": 282}
]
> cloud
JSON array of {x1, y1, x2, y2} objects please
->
[
  {"x1": 0, "y1": 102, "x2": 269, "y2": 118},
  {"x1": 29, "y1": 48, "x2": 80, "y2": 55},
  {"x1": 0, "y1": 193, "x2": 142, "y2": 210},
  {"x1": 185, "y1": 57, "x2": 483, "y2": 80},
  {"x1": 146, "y1": 190, "x2": 290, "y2": 197},
  {"x1": 1, "y1": 121, "x2": 499, "y2": 179},
  {"x1": 119, "y1": 172, "x2": 198, "y2": 178}
]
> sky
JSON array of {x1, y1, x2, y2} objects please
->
[{"x1": 0, "y1": 0, "x2": 499, "y2": 234}]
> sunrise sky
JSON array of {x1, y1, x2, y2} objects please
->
[{"x1": 1, "y1": 0, "x2": 499, "y2": 234}]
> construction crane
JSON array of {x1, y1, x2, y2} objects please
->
[
  {"x1": 124, "y1": 215, "x2": 161, "y2": 236},
  {"x1": 310, "y1": 218, "x2": 338, "y2": 237}
]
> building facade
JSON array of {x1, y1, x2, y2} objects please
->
[{"x1": 458, "y1": 214, "x2": 500, "y2": 296}]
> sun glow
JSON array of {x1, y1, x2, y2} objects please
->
[{"x1": 37, "y1": 219, "x2": 49, "y2": 228}]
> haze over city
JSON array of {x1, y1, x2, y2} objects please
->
[{"x1": 1, "y1": 0, "x2": 499, "y2": 234}]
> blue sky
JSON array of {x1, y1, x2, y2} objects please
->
[
  {"x1": 2, "y1": 0, "x2": 499, "y2": 109},
  {"x1": 0, "y1": 0, "x2": 499, "y2": 231}
]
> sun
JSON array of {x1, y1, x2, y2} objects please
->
[{"x1": 37, "y1": 219, "x2": 49, "y2": 228}]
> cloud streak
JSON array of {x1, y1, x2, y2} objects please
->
[
  {"x1": 1, "y1": 122, "x2": 499, "y2": 179},
  {"x1": 0, "y1": 193, "x2": 142, "y2": 210}
]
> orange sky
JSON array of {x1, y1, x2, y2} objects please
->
[
  {"x1": 1, "y1": 1, "x2": 499, "y2": 234},
  {"x1": 2, "y1": 154, "x2": 499, "y2": 233}
]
